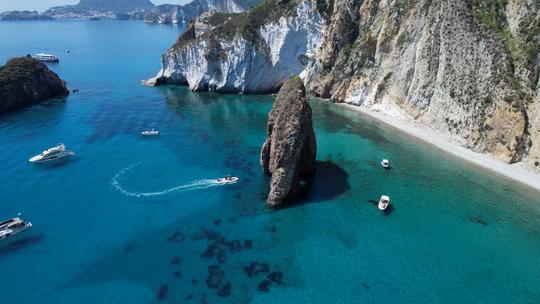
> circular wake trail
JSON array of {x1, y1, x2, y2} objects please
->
[{"x1": 112, "y1": 163, "x2": 225, "y2": 198}]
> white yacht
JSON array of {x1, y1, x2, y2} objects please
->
[
  {"x1": 141, "y1": 129, "x2": 159, "y2": 136},
  {"x1": 29, "y1": 143, "x2": 75, "y2": 163},
  {"x1": 0, "y1": 214, "x2": 32, "y2": 241},
  {"x1": 381, "y1": 159, "x2": 390, "y2": 168},
  {"x1": 31, "y1": 53, "x2": 59, "y2": 62},
  {"x1": 216, "y1": 176, "x2": 239, "y2": 184},
  {"x1": 378, "y1": 195, "x2": 390, "y2": 210}
]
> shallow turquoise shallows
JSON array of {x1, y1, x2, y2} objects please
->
[{"x1": 1, "y1": 21, "x2": 540, "y2": 304}]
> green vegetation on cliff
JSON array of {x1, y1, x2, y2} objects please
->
[
  {"x1": 175, "y1": 0, "x2": 300, "y2": 49},
  {"x1": 472, "y1": 0, "x2": 539, "y2": 90}
]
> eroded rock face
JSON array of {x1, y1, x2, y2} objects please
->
[
  {"x1": 0, "y1": 56, "x2": 69, "y2": 114},
  {"x1": 149, "y1": 0, "x2": 323, "y2": 93},
  {"x1": 260, "y1": 77, "x2": 316, "y2": 207}
]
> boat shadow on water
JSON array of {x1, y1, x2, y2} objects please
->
[
  {"x1": 0, "y1": 234, "x2": 45, "y2": 256},
  {"x1": 367, "y1": 199, "x2": 395, "y2": 216},
  {"x1": 32, "y1": 156, "x2": 79, "y2": 169}
]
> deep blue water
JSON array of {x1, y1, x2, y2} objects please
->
[{"x1": 1, "y1": 21, "x2": 540, "y2": 304}]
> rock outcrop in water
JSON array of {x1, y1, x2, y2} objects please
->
[
  {"x1": 260, "y1": 77, "x2": 316, "y2": 207},
  {"x1": 0, "y1": 56, "x2": 69, "y2": 114},
  {"x1": 152, "y1": 0, "x2": 540, "y2": 171}
]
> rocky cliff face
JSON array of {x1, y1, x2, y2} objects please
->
[
  {"x1": 153, "y1": 0, "x2": 539, "y2": 169},
  {"x1": 260, "y1": 77, "x2": 316, "y2": 207},
  {"x1": 144, "y1": 0, "x2": 261, "y2": 25},
  {"x1": 148, "y1": 0, "x2": 323, "y2": 92},
  {"x1": 0, "y1": 57, "x2": 69, "y2": 114}
]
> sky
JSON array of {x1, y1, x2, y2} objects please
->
[{"x1": 0, "y1": 0, "x2": 190, "y2": 12}]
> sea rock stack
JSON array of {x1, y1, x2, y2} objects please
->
[
  {"x1": 0, "y1": 56, "x2": 69, "y2": 114},
  {"x1": 260, "y1": 77, "x2": 316, "y2": 207}
]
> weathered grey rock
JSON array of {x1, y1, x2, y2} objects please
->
[
  {"x1": 260, "y1": 77, "x2": 316, "y2": 207},
  {"x1": 0, "y1": 56, "x2": 69, "y2": 114}
]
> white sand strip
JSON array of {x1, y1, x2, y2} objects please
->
[{"x1": 339, "y1": 103, "x2": 540, "y2": 192}]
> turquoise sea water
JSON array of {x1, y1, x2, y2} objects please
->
[{"x1": 1, "y1": 21, "x2": 540, "y2": 304}]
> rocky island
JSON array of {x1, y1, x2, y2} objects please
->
[
  {"x1": 260, "y1": 77, "x2": 316, "y2": 207},
  {"x1": 0, "y1": 56, "x2": 69, "y2": 114}
]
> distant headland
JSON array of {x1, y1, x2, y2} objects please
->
[{"x1": 0, "y1": 0, "x2": 261, "y2": 24}]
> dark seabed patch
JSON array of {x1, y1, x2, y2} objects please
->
[
  {"x1": 167, "y1": 230, "x2": 185, "y2": 243},
  {"x1": 258, "y1": 280, "x2": 271, "y2": 292},
  {"x1": 470, "y1": 215, "x2": 488, "y2": 226},
  {"x1": 243, "y1": 262, "x2": 270, "y2": 278},
  {"x1": 265, "y1": 226, "x2": 277, "y2": 233},
  {"x1": 124, "y1": 244, "x2": 134, "y2": 253},
  {"x1": 206, "y1": 264, "x2": 231, "y2": 298},
  {"x1": 170, "y1": 256, "x2": 182, "y2": 265},
  {"x1": 156, "y1": 284, "x2": 168, "y2": 301}
]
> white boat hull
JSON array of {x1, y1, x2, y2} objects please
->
[
  {"x1": 378, "y1": 195, "x2": 390, "y2": 210},
  {"x1": 216, "y1": 177, "x2": 239, "y2": 184},
  {"x1": 29, "y1": 151, "x2": 75, "y2": 163},
  {"x1": 0, "y1": 224, "x2": 32, "y2": 241}
]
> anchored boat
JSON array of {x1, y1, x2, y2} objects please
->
[
  {"x1": 378, "y1": 195, "x2": 390, "y2": 210},
  {"x1": 381, "y1": 159, "x2": 390, "y2": 168},
  {"x1": 29, "y1": 143, "x2": 75, "y2": 163},
  {"x1": 31, "y1": 53, "x2": 59, "y2": 63},
  {"x1": 0, "y1": 214, "x2": 32, "y2": 241},
  {"x1": 141, "y1": 129, "x2": 159, "y2": 137}
]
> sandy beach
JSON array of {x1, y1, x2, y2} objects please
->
[{"x1": 339, "y1": 103, "x2": 540, "y2": 193}]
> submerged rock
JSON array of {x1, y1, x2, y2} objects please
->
[
  {"x1": 0, "y1": 56, "x2": 69, "y2": 114},
  {"x1": 260, "y1": 77, "x2": 316, "y2": 207}
]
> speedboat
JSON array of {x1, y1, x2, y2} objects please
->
[
  {"x1": 0, "y1": 214, "x2": 32, "y2": 241},
  {"x1": 31, "y1": 53, "x2": 59, "y2": 62},
  {"x1": 141, "y1": 129, "x2": 159, "y2": 136},
  {"x1": 381, "y1": 159, "x2": 390, "y2": 168},
  {"x1": 378, "y1": 195, "x2": 390, "y2": 210},
  {"x1": 216, "y1": 176, "x2": 239, "y2": 184},
  {"x1": 29, "y1": 143, "x2": 75, "y2": 163}
]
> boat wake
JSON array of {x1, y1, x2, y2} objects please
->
[{"x1": 112, "y1": 163, "x2": 230, "y2": 198}]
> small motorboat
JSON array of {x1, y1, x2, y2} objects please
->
[
  {"x1": 31, "y1": 53, "x2": 59, "y2": 63},
  {"x1": 378, "y1": 195, "x2": 390, "y2": 210},
  {"x1": 0, "y1": 214, "x2": 32, "y2": 241},
  {"x1": 141, "y1": 129, "x2": 160, "y2": 136},
  {"x1": 29, "y1": 143, "x2": 75, "y2": 163},
  {"x1": 216, "y1": 176, "x2": 239, "y2": 184},
  {"x1": 381, "y1": 159, "x2": 390, "y2": 168}
]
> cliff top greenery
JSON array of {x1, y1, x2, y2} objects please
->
[
  {"x1": 472, "y1": 0, "x2": 539, "y2": 89},
  {"x1": 175, "y1": 0, "x2": 301, "y2": 48},
  {"x1": 0, "y1": 56, "x2": 48, "y2": 85},
  {"x1": 208, "y1": 0, "x2": 299, "y2": 44}
]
